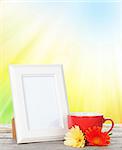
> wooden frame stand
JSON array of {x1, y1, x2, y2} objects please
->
[{"x1": 12, "y1": 118, "x2": 16, "y2": 140}]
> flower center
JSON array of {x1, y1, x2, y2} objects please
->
[{"x1": 93, "y1": 137, "x2": 101, "y2": 145}]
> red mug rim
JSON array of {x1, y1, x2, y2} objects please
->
[{"x1": 69, "y1": 112, "x2": 103, "y2": 117}]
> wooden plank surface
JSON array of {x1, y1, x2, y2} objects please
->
[{"x1": 0, "y1": 125, "x2": 122, "y2": 150}]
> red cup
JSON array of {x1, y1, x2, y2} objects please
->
[{"x1": 68, "y1": 112, "x2": 114, "y2": 134}]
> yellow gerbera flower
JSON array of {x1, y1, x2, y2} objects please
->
[{"x1": 64, "y1": 126, "x2": 85, "y2": 148}]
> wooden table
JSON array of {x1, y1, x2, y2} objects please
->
[{"x1": 0, "y1": 125, "x2": 122, "y2": 150}]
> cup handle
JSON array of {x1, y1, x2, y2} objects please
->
[{"x1": 103, "y1": 118, "x2": 114, "y2": 134}]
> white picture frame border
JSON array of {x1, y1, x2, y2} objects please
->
[{"x1": 9, "y1": 64, "x2": 69, "y2": 144}]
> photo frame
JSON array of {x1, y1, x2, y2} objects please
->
[{"x1": 9, "y1": 64, "x2": 69, "y2": 144}]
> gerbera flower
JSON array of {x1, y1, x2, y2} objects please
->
[
  {"x1": 64, "y1": 126, "x2": 85, "y2": 148},
  {"x1": 85, "y1": 126, "x2": 110, "y2": 146}
]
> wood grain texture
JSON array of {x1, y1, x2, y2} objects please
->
[{"x1": 0, "y1": 125, "x2": 122, "y2": 150}]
